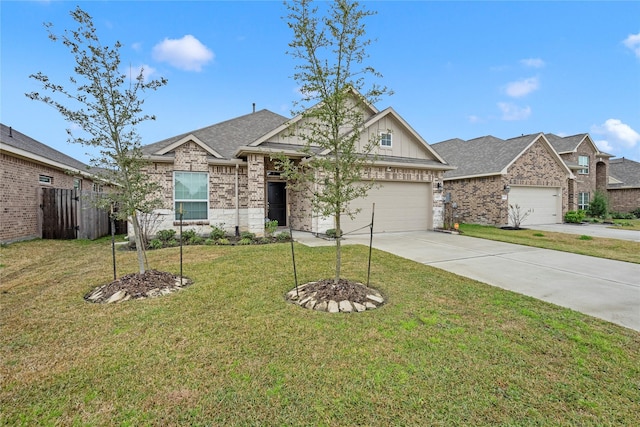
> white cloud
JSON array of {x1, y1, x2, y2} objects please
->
[
  {"x1": 498, "y1": 102, "x2": 531, "y2": 121},
  {"x1": 504, "y1": 77, "x2": 539, "y2": 98},
  {"x1": 467, "y1": 115, "x2": 483, "y2": 124},
  {"x1": 520, "y1": 58, "x2": 545, "y2": 68},
  {"x1": 591, "y1": 119, "x2": 640, "y2": 149},
  {"x1": 623, "y1": 32, "x2": 640, "y2": 58},
  {"x1": 131, "y1": 42, "x2": 143, "y2": 52},
  {"x1": 152, "y1": 35, "x2": 214, "y2": 72},
  {"x1": 595, "y1": 139, "x2": 614, "y2": 153},
  {"x1": 124, "y1": 64, "x2": 157, "y2": 82}
]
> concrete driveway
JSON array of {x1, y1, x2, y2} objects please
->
[
  {"x1": 294, "y1": 230, "x2": 640, "y2": 331},
  {"x1": 531, "y1": 223, "x2": 640, "y2": 242}
]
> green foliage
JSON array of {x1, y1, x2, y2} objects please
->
[
  {"x1": 167, "y1": 238, "x2": 178, "y2": 247},
  {"x1": 181, "y1": 229, "x2": 197, "y2": 243},
  {"x1": 325, "y1": 228, "x2": 342, "y2": 238},
  {"x1": 210, "y1": 224, "x2": 226, "y2": 240},
  {"x1": 240, "y1": 231, "x2": 256, "y2": 241},
  {"x1": 579, "y1": 235, "x2": 593, "y2": 241},
  {"x1": 631, "y1": 208, "x2": 640, "y2": 219},
  {"x1": 25, "y1": 6, "x2": 168, "y2": 273},
  {"x1": 587, "y1": 191, "x2": 608, "y2": 218},
  {"x1": 533, "y1": 233, "x2": 544, "y2": 237},
  {"x1": 610, "y1": 212, "x2": 635, "y2": 220},
  {"x1": 237, "y1": 238, "x2": 253, "y2": 246},
  {"x1": 276, "y1": 232, "x2": 291, "y2": 242},
  {"x1": 264, "y1": 220, "x2": 278, "y2": 237},
  {"x1": 564, "y1": 210, "x2": 586, "y2": 224},
  {"x1": 204, "y1": 238, "x2": 215, "y2": 245},
  {"x1": 149, "y1": 239, "x2": 163, "y2": 250},
  {"x1": 156, "y1": 229, "x2": 177, "y2": 242},
  {"x1": 217, "y1": 238, "x2": 231, "y2": 245}
]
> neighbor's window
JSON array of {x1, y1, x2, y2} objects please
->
[
  {"x1": 92, "y1": 183, "x2": 103, "y2": 192},
  {"x1": 174, "y1": 171, "x2": 208, "y2": 220},
  {"x1": 380, "y1": 132, "x2": 392, "y2": 148},
  {"x1": 74, "y1": 178, "x2": 82, "y2": 190},
  {"x1": 39, "y1": 174, "x2": 53, "y2": 184},
  {"x1": 578, "y1": 192, "x2": 590, "y2": 210},
  {"x1": 578, "y1": 155, "x2": 589, "y2": 174}
]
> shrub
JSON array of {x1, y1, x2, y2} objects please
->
[
  {"x1": 181, "y1": 229, "x2": 197, "y2": 243},
  {"x1": 276, "y1": 231, "x2": 291, "y2": 242},
  {"x1": 217, "y1": 238, "x2": 230, "y2": 245},
  {"x1": 564, "y1": 210, "x2": 586, "y2": 224},
  {"x1": 264, "y1": 219, "x2": 278, "y2": 237},
  {"x1": 259, "y1": 237, "x2": 272, "y2": 244},
  {"x1": 149, "y1": 239, "x2": 163, "y2": 250},
  {"x1": 156, "y1": 229, "x2": 176, "y2": 242},
  {"x1": 205, "y1": 238, "x2": 215, "y2": 245},
  {"x1": 579, "y1": 235, "x2": 593, "y2": 241},
  {"x1": 610, "y1": 212, "x2": 635, "y2": 220},
  {"x1": 210, "y1": 224, "x2": 226, "y2": 240},
  {"x1": 326, "y1": 228, "x2": 341, "y2": 238},
  {"x1": 631, "y1": 208, "x2": 640, "y2": 219},
  {"x1": 240, "y1": 231, "x2": 256, "y2": 241},
  {"x1": 508, "y1": 204, "x2": 533, "y2": 229},
  {"x1": 189, "y1": 236, "x2": 204, "y2": 245},
  {"x1": 587, "y1": 191, "x2": 608, "y2": 218},
  {"x1": 167, "y1": 238, "x2": 178, "y2": 247},
  {"x1": 237, "y1": 238, "x2": 253, "y2": 245}
]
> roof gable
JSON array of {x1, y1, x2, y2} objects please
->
[
  {"x1": 609, "y1": 157, "x2": 640, "y2": 188},
  {"x1": 155, "y1": 134, "x2": 224, "y2": 158}
]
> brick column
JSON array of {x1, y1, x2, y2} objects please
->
[{"x1": 247, "y1": 154, "x2": 265, "y2": 235}]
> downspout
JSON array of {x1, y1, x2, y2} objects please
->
[{"x1": 235, "y1": 163, "x2": 240, "y2": 237}]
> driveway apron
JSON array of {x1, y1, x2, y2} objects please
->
[{"x1": 343, "y1": 231, "x2": 640, "y2": 332}]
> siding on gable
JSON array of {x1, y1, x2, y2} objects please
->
[{"x1": 365, "y1": 115, "x2": 433, "y2": 160}]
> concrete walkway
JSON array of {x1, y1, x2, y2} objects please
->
[
  {"x1": 532, "y1": 223, "x2": 640, "y2": 242},
  {"x1": 292, "y1": 230, "x2": 640, "y2": 332}
]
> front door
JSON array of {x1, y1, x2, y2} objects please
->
[{"x1": 267, "y1": 182, "x2": 286, "y2": 226}]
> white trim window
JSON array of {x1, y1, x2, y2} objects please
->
[
  {"x1": 39, "y1": 174, "x2": 53, "y2": 184},
  {"x1": 74, "y1": 178, "x2": 82, "y2": 190},
  {"x1": 578, "y1": 155, "x2": 589, "y2": 174},
  {"x1": 380, "y1": 132, "x2": 392, "y2": 148},
  {"x1": 578, "y1": 192, "x2": 590, "y2": 211},
  {"x1": 174, "y1": 171, "x2": 209, "y2": 220}
]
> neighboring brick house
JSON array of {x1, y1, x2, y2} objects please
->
[
  {"x1": 545, "y1": 133, "x2": 611, "y2": 212},
  {"x1": 607, "y1": 157, "x2": 640, "y2": 214},
  {"x1": 0, "y1": 123, "x2": 107, "y2": 243},
  {"x1": 431, "y1": 134, "x2": 573, "y2": 226},
  {"x1": 140, "y1": 98, "x2": 452, "y2": 237}
]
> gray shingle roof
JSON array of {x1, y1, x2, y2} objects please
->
[
  {"x1": 1, "y1": 123, "x2": 90, "y2": 172},
  {"x1": 609, "y1": 157, "x2": 640, "y2": 188},
  {"x1": 544, "y1": 133, "x2": 588, "y2": 153},
  {"x1": 430, "y1": 134, "x2": 536, "y2": 179},
  {"x1": 142, "y1": 109, "x2": 290, "y2": 159}
]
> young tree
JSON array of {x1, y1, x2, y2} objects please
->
[
  {"x1": 26, "y1": 6, "x2": 167, "y2": 274},
  {"x1": 278, "y1": 0, "x2": 390, "y2": 283}
]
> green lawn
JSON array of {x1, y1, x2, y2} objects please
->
[
  {"x1": 1, "y1": 239, "x2": 639, "y2": 425},
  {"x1": 458, "y1": 223, "x2": 640, "y2": 264}
]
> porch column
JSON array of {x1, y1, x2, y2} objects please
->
[{"x1": 247, "y1": 154, "x2": 266, "y2": 236}]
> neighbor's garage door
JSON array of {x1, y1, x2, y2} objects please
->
[
  {"x1": 341, "y1": 182, "x2": 432, "y2": 234},
  {"x1": 508, "y1": 186, "x2": 561, "y2": 225}
]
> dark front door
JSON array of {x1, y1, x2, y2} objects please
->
[{"x1": 267, "y1": 182, "x2": 286, "y2": 226}]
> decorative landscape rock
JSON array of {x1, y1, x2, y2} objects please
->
[
  {"x1": 285, "y1": 278, "x2": 385, "y2": 313},
  {"x1": 84, "y1": 270, "x2": 192, "y2": 304}
]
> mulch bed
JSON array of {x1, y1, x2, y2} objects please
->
[
  {"x1": 300, "y1": 278, "x2": 374, "y2": 305},
  {"x1": 84, "y1": 270, "x2": 192, "y2": 303}
]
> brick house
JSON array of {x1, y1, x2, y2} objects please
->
[
  {"x1": 607, "y1": 157, "x2": 640, "y2": 214},
  {"x1": 140, "y1": 99, "x2": 452, "y2": 237},
  {"x1": 1, "y1": 123, "x2": 108, "y2": 243},
  {"x1": 431, "y1": 133, "x2": 573, "y2": 226},
  {"x1": 545, "y1": 133, "x2": 611, "y2": 212}
]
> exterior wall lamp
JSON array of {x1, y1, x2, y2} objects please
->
[{"x1": 504, "y1": 184, "x2": 511, "y2": 193}]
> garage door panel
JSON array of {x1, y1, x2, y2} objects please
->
[
  {"x1": 508, "y1": 186, "x2": 560, "y2": 225},
  {"x1": 342, "y1": 182, "x2": 431, "y2": 234}
]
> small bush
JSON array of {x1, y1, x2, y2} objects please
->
[
  {"x1": 259, "y1": 237, "x2": 272, "y2": 244},
  {"x1": 265, "y1": 219, "x2": 278, "y2": 237},
  {"x1": 579, "y1": 235, "x2": 593, "y2": 241},
  {"x1": 587, "y1": 191, "x2": 608, "y2": 218},
  {"x1": 210, "y1": 224, "x2": 226, "y2": 240},
  {"x1": 189, "y1": 236, "x2": 204, "y2": 245},
  {"x1": 217, "y1": 238, "x2": 230, "y2": 245},
  {"x1": 205, "y1": 238, "x2": 215, "y2": 245},
  {"x1": 240, "y1": 231, "x2": 256, "y2": 241},
  {"x1": 611, "y1": 212, "x2": 635, "y2": 220},
  {"x1": 237, "y1": 238, "x2": 253, "y2": 245},
  {"x1": 564, "y1": 210, "x2": 586, "y2": 224},
  {"x1": 276, "y1": 231, "x2": 291, "y2": 242},
  {"x1": 149, "y1": 239, "x2": 163, "y2": 250},
  {"x1": 181, "y1": 229, "x2": 197, "y2": 243},
  {"x1": 632, "y1": 208, "x2": 640, "y2": 219},
  {"x1": 326, "y1": 228, "x2": 341, "y2": 238},
  {"x1": 167, "y1": 238, "x2": 178, "y2": 247},
  {"x1": 156, "y1": 229, "x2": 176, "y2": 242}
]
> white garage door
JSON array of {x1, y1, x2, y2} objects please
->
[
  {"x1": 341, "y1": 182, "x2": 432, "y2": 234},
  {"x1": 507, "y1": 186, "x2": 561, "y2": 225}
]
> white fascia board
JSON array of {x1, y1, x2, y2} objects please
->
[{"x1": 156, "y1": 134, "x2": 223, "y2": 158}]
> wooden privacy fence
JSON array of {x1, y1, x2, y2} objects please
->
[{"x1": 40, "y1": 188, "x2": 111, "y2": 240}]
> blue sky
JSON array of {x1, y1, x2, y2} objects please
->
[{"x1": 2, "y1": 0, "x2": 639, "y2": 164}]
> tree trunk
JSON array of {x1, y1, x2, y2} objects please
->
[
  {"x1": 131, "y1": 212, "x2": 146, "y2": 274},
  {"x1": 334, "y1": 213, "x2": 341, "y2": 284}
]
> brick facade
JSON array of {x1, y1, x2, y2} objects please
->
[
  {"x1": 558, "y1": 140, "x2": 609, "y2": 211},
  {"x1": 608, "y1": 188, "x2": 640, "y2": 213},
  {"x1": 444, "y1": 139, "x2": 568, "y2": 225},
  {"x1": 0, "y1": 152, "x2": 94, "y2": 243}
]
